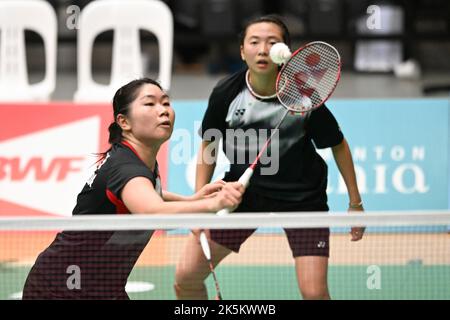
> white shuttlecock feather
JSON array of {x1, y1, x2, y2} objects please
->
[
  {"x1": 301, "y1": 96, "x2": 312, "y2": 109},
  {"x1": 270, "y1": 43, "x2": 292, "y2": 65}
]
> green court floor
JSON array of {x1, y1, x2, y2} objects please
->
[{"x1": 1, "y1": 265, "x2": 449, "y2": 300}]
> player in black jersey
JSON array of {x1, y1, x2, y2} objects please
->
[
  {"x1": 22, "y1": 78, "x2": 244, "y2": 300},
  {"x1": 175, "y1": 15, "x2": 364, "y2": 300}
]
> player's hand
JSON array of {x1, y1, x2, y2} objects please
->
[
  {"x1": 350, "y1": 226, "x2": 365, "y2": 241},
  {"x1": 194, "y1": 180, "x2": 226, "y2": 200},
  {"x1": 209, "y1": 182, "x2": 244, "y2": 212},
  {"x1": 348, "y1": 204, "x2": 365, "y2": 241}
]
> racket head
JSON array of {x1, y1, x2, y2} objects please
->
[{"x1": 276, "y1": 41, "x2": 341, "y2": 113}]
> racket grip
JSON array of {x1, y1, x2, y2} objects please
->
[
  {"x1": 216, "y1": 207, "x2": 230, "y2": 216},
  {"x1": 199, "y1": 231, "x2": 211, "y2": 260},
  {"x1": 216, "y1": 168, "x2": 254, "y2": 216},
  {"x1": 238, "y1": 167, "x2": 254, "y2": 188}
]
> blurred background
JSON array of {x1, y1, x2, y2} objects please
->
[
  {"x1": 1, "y1": 0, "x2": 449, "y2": 214},
  {"x1": 22, "y1": 0, "x2": 450, "y2": 100}
]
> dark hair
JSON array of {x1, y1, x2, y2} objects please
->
[
  {"x1": 239, "y1": 14, "x2": 291, "y2": 48},
  {"x1": 99, "y1": 78, "x2": 164, "y2": 160}
]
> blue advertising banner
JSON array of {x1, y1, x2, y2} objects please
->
[
  {"x1": 167, "y1": 99, "x2": 450, "y2": 211},
  {"x1": 325, "y1": 99, "x2": 449, "y2": 211}
]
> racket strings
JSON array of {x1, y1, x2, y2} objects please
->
[{"x1": 277, "y1": 43, "x2": 340, "y2": 112}]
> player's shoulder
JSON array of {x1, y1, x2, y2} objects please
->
[
  {"x1": 212, "y1": 68, "x2": 247, "y2": 94},
  {"x1": 102, "y1": 143, "x2": 144, "y2": 170},
  {"x1": 309, "y1": 103, "x2": 333, "y2": 117}
]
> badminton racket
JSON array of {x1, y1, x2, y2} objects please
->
[
  {"x1": 199, "y1": 231, "x2": 223, "y2": 300},
  {"x1": 217, "y1": 41, "x2": 341, "y2": 215}
]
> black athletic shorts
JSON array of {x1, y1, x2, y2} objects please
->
[{"x1": 210, "y1": 191, "x2": 330, "y2": 258}]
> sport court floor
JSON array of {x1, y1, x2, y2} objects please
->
[{"x1": 1, "y1": 231, "x2": 449, "y2": 299}]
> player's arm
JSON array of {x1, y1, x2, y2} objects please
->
[
  {"x1": 331, "y1": 138, "x2": 362, "y2": 209},
  {"x1": 195, "y1": 140, "x2": 219, "y2": 192},
  {"x1": 122, "y1": 177, "x2": 243, "y2": 214},
  {"x1": 162, "y1": 191, "x2": 190, "y2": 201},
  {"x1": 162, "y1": 180, "x2": 226, "y2": 202},
  {"x1": 332, "y1": 138, "x2": 364, "y2": 241}
]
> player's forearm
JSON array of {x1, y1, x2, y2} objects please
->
[
  {"x1": 331, "y1": 138, "x2": 362, "y2": 204},
  {"x1": 145, "y1": 198, "x2": 215, "y2": 214},
  {"x1": 195, "y1": 141, "x2": 217, "y2": 192},
  {"x1": 162, "y1": 190, "x2": 193, "y2": 202}
]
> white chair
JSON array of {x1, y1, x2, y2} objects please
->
[
  {"x1": 74, "y1": 0, "x2": 173, "y2": 102},
  {"x1": 0, "y1": 0, "x2": 57, "y2": 102}
]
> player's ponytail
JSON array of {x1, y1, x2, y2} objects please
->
[{"x1": 107, "y1": 121, "x2": 122, "y2": 145}]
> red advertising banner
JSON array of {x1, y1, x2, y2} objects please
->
[{"x1": 0, "y1": 103, "x2": 168, "y2": 217}]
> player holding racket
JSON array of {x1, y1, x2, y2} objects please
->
[
  {"x1": 174, "y1": 15, "x2": 364, "y2": 300},
  {"x1": 22, "y1": 78, "x2": 244, "y2": 300}
]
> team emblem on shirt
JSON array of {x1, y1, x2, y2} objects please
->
[
  {"x1": 234, "y1": 108, "x2": 246, "y2": 117},
  {"x1": 317, "y1": 241, "x2": 327, "y2": 248}
]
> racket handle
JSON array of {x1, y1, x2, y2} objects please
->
[
  {"x1": 216, "y1": 207, "x2": 231, "y2": 216},
  {"x1": 238, "y1": 167, "x2": 254, "y2": 188},
  {"x1": 199, "y1": 231, "x2": 211, "y2": 260},
  {"x1": 216, "y1": 168, "x2": 254, "y2": 216}
]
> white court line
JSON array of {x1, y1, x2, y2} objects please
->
[{"x1": 8, "y1": 281, "x2": 155, "y2": 299}]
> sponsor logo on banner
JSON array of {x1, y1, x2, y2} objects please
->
[
  {"x1": 0, "y1": 104, "x2": 169, "y2": 217},
  {"x1": 317, "y1": 146, "x2": 429, "y2": 195},
  {"x1": 0, "y1": 117, "x2": 101, "y2": 216}
]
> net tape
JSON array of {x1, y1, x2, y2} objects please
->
[{"x1": 1, "y1": 211, "x2": 449, "y2": 231}]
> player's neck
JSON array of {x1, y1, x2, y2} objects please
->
[
  {"x1": 246, "y1": 70, "x2": 277, "y2": 98},
  {"x1": 122, "y1": 137, "x2": 159, "y2": 171}
]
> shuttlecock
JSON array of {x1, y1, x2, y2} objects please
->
[
  {"x1": 270, "y1": 43, "x2": 291, "y2": 65},
  {"x1": 301, "y1": 96, "x2": 312, "y2": 109}
]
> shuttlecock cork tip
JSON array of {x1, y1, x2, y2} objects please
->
[{"x1": 270, "y1": 43, "x2": 291, "y2": 65}]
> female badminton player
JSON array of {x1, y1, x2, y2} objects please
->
[
  {"x1": 22, "y1": 78, "x2": 244, "y2": 300},
  {"x1": 174, "y1": 15, "x2": 364, "y2": 300}
]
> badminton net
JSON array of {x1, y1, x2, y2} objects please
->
[{"x1": 0, "y1": 211, "x2": 449, "y2": 300}]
